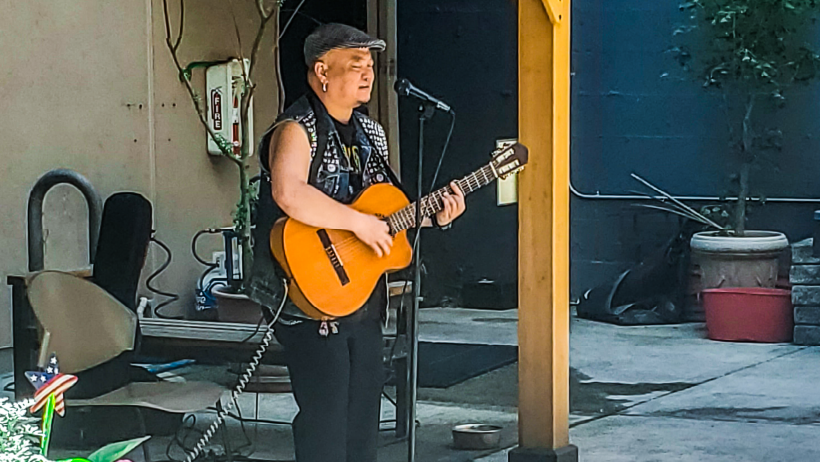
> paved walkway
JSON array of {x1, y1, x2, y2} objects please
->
[{"x1": 12, "y1": 308, "x2": 819, "y2": 461}]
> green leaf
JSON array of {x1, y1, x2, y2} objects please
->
[{"x1": 87, "y1": 436, "x2": 150, "y2": 462}]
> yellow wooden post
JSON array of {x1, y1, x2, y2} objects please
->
[{"x1": 511, "y1": 0, "x2": 576, "y2": 460}]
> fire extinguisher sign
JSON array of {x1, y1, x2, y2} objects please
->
[{"x1": 211, "y1": 88, "x2": 223, "y2": 131}]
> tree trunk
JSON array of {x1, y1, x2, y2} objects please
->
[
  {"x1": 735, "y1": 161, "x2": 750, "y2": 236},
  {"x1": 237, "y1": 160, "x2": 253, "y2": 290},
  {"x1": 735, "y1": 94, "x2": 755, "y2": 236}
]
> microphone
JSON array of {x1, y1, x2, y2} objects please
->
[{"x1": 394, "y1": 78, "x2": 452, "y2": 113}]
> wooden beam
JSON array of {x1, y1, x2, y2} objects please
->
[
  {"x1": 541, "y1": 0, "x2": 567, "y2": 24},
  {"x1": 517, "y1": 0, "x2": 571, "y2": 453},
  {"x1": 368, "y1": 0, "x2": 401, "y2": 176}
]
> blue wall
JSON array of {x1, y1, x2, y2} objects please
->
[
  {"x1": 394, "y1": 0, "x2": 820, "y2": 305},
  {"x1": 571, "y1": 0, "x2": 820, "y2": 293}
]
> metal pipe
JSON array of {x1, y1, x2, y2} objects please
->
[
  {"x1": 570, "y1": 179, "x2": 820, "y2": 203},
  {"x1": 27, "y1": 169, "x2": 103, "y2": 272}
]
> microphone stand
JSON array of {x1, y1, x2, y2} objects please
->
[{"x1": 406, "y1": 102, "x2": 437, "y2": 462}]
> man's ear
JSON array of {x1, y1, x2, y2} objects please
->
[{"x1": 313, "y1": 61, "x2": 328, "y2": 82}]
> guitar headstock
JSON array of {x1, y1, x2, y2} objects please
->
[{"x1": 490, "y1": 143, "x2": 529, "y2": 179}]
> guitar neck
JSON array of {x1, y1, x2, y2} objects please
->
[{"x1": 387, "y1": 163, "x2": 497, "y2": 233}]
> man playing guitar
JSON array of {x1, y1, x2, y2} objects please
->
[{"x1": 254, "y1": 23, "x2": 465, "y2": 462}]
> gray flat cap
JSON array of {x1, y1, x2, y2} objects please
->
[{"x1": 304, "y1": 23, "x2": 386, "y2": 65}]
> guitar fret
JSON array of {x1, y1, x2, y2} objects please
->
[
  {"x1": 387, "y1": 161, "x2": 512, "y2": 234},
  {"x1": 400, "y1": 211, "x2": 408, "y2": 230}
]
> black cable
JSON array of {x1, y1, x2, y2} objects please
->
[
  {"x1": 193, "y1": 229, "x2": 221, "y2": 267},
  {"x1": 427, "y1": 111, "x2": 457, "y2": 197},
  {"x1": 206, "y1": 405, "x2": 293, "y2": 426},
  {"x1": 232, "y1": 396, "x2": 254, "y2": 456},
  {"x1": 147, "y1": 234, "x2": 182, "y2": 319},
  {"x1": 409, "y1": 110, "x2": 457, "y2": 262},
  {"x1": 167, "y1": 414, "x2": 203, "y2": 462},
  {"x1": 226, "y1": 413, "x2": 294, "y2": 426},
  {"x1": 388, "y1": 109, "x2": 456, "y2": 433},
  {"x1": 279, "y1": 0, "x2": 308, "y2": 38},
  {"x1": 237, "y1": 315, "x2": 265, "y2": 344}
]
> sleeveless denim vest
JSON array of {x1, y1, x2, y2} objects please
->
[{"x1": 246, "y1": 92, "x2": 395, "y2": 322}]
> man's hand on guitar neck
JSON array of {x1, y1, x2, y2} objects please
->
[{"x1": 434, "y1": 181, "x2": 466, "y2": 228}]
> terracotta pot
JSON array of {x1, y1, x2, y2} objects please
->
[{"x1": 687, "y1": 230, "x2": 789, "y2": 322}]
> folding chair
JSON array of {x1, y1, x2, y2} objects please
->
[{"x1": 26, "y1": 270, "x2": 223, "y2": 461}]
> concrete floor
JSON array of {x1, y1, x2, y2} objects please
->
[{"x1": 7, "y1": 308, "x2": 820, "y2": 461}]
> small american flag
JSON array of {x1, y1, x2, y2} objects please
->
[{"x1": 25, "y1": 354, "x2": 77, "y2": 416}]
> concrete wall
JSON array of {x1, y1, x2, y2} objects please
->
[{"x1": 0, "y1": 0, "x2": 280, "y2": 347}]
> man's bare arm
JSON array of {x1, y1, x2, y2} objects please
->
[{"x1": 269, "y1": 121, "x2": 394, "y2": 257}]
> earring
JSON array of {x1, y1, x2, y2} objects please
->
[{"x1": 322, "y1": 82, "x2": 327, "y2": 93}]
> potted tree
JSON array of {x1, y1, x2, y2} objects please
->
[
  {"x1": 674, "y1": 0, "x2": 820, "y2": 292},
  {"x1": 161, "y1": 0, "x2": 286, "y2": 321}
]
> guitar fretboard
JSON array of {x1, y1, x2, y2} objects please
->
[{"x1": 387, "y1": 164, "x2": 497, "y2": 234}]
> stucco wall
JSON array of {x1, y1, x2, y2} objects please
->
[{"x1": 0, "y1": 0, "x2": 280, "y2": 347}]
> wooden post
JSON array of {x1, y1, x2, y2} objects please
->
[
  {"x1": 511, "y1": 0, "x2": 576, "y2": 460},
  {"x1": 367, "y1": 0, "x2": 401, "y2": 175}
]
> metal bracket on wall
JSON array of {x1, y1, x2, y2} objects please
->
[{"x1": 542, "y1": 0, "x2": 567, "y2": 23}]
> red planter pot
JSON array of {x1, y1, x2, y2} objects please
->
[{"x1": 702, "y1": 288, "x2": 793, "y2": 343}]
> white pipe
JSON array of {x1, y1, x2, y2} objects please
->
[{"x1": 570, "y1": 180, "x2": 820, "y2": 203}]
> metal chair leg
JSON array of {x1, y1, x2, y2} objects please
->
[{"x1": 136, "y1": 407, "x2": 152, "y2": 462}]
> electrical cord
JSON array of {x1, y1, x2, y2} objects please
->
[
  {"x1": 379, "y1": 110, "x2": 456, "y2": 430},
  {"x1": 390, "y1": 111, "x2": 456, "y2": 369},
  {"x1": 409, "y1": 110, "x2": 456, "y2": 277},
  {"x1": 192, "y1": 228, "x2": 227, "y2": 292},
  {"x1": 182, "y1": 281, "x2": 288, "y2": 462},
  {"x1": 192, "y1": 229, "x2": 221, "y2": 267},
  {"x1": 166, "y1": 414, "x2": 203, "y2": 462},
  {"x1": 146, "y1": 233, "x2": 182, "y2": 319},
  {"x1": 428, "y1": 110, "x2": 457, "y2": 199}
]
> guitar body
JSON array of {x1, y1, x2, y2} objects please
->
[{"x1": 270, "y1": 183, "x2": 414, "y2": 319}]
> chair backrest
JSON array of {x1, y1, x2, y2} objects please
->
[
  {"x1": 91, "y1": 192, "x2": 153, "y2": 311},
  {"x1": 27, "y1": 271, "x2": 137, "y2": 374}
]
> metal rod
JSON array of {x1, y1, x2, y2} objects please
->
[{"x1": 407, "y1": 107, "x2": 427, "y2": 462}]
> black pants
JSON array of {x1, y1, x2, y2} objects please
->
[{"x1": 275, "y1": 313, "x2": 384, "y2": 462}]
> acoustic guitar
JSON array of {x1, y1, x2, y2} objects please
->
[{"x1": 270, "y1": 142, "x2": 529, "y2": 320}]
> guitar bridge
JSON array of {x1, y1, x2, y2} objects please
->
[{"x1": 317, "y1": 229, "x2": 351, "y2": 286}]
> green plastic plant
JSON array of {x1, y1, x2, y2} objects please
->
[
  {"x1": 54, "y1": 436, "x2": 149, "y2": 462},
  {"x1": 0, "y1": 397, "x2": 148, "y2": 462},
  {"x1": 674, "y1": 0, "x2": 820, "y2": 235}
]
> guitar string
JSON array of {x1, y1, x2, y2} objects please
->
[
  {"x1": 330, "y1": 170, "x2": 491, "y2": 253},
  {"x1": 314, "y1": 165, "x2": 496, "y2": 254}
]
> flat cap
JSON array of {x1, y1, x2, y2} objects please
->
[{"x1": 304, "y1": 23, "x2": 386, "y2": 66}]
